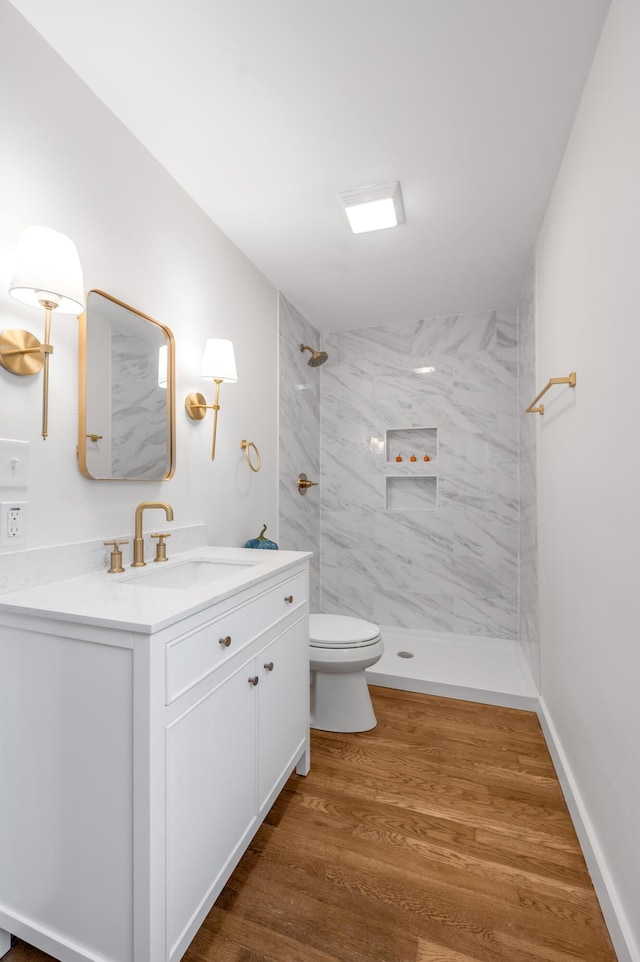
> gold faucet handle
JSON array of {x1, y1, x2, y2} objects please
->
[
  {"x1": 103, "y1": 539, "x2": 130, "y2": 574},
  {"x1": 151, "y1": 532, "x2": 171, "y2": 563}
]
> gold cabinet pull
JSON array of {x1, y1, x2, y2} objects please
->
[
  {"x1": 264, "y1": 662, "x2": 274, "y2": 672},
  {"x1": 219, "y1": 635, "x2": 232, "y2": 648},
  {"x1": 284, "y1": 595, "x2": 293, "y2": 604},
  {"x1": 248, "y1": 676, "x2": 259, "y2": 686}
]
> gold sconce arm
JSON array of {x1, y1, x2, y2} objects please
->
[
  {"x1": 185, "y1": 379, "x2": 223, "y2": 460},
  {"x1": 0, "y1": 310, "x2": 56, "y2": 440},
  {"x1": 0, "y1": 329, "x2": 46, "y2": 375},
  {"x1": 526, "y1": 371, "x2": 576, "y2": 415},
  {"x1": 184, "y1": 391, "x2": 215, "y2": 419},
  {"x1": 40, "y1": 302, "x2": 55, "y2": 440}
]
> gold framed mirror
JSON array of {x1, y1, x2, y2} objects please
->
[{"x1": 78, "y1": 290, "x2": 175, "y2": 480}]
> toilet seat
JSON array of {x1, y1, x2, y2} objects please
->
[{"x1": 309, "y1": 613, "x2": 381, "y2": 649}]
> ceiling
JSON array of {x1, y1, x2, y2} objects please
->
[{"x1": 9, "y1": 0, "x2": 610, "y2": 333}]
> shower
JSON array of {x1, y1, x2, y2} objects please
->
[{"x1": 300, "y1": 343, "x2": 328, "y2": 367}]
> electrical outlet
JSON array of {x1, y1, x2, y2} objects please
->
[{"x1": 0, "y1": 502, "x2": 27, "y2": 546}]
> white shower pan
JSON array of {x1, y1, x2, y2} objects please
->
[{"x1": 366, "y1": 627, "x2": 537, "y2": 710}]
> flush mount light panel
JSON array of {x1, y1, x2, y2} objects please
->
[{"x1": 339, "y1": 180, "x2": 405, "y2": 234}]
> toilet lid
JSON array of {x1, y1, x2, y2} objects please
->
[{"x1": 309, "y1": 613, "x2": 381, "y2": 648}]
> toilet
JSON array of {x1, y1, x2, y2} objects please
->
[{"x1": 309, "y1": 613, "x2": 384, "y2": 732}]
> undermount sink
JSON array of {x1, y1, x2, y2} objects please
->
[{"x1": 123, "y1": 558, "x2": 255, "y2": 589}]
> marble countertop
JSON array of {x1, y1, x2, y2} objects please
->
[{"x1": 0, "y1": 546, "x2": 311, "y2": 634}]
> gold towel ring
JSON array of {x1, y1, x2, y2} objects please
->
[{"x1": 240, "y1": 439, "x2": 261, "y2": 473}]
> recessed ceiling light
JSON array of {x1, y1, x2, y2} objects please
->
[
  {"x1": 339, "y1": 180, "x2": 405, "y2": 234},
  {"x1": 414, "y1": 366, "x2": 436, "y2": 374}
]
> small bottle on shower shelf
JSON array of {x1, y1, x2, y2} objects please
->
[
  {"x1": 423, "y1": 454, "x2": 430, "y2": 461},
  {"x1": 395, "y1": 454, "x2": 403, "y2": 462},
  {"x1": 410, "y1": 454, "x2": 417, "y2": 462}
]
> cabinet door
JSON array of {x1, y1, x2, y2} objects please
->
[
  {"x1": 257, "y1": 618, "x2": 309, "y2": 813},
  {"x1": 165, "y1": 660, "x2": 257, "y2": 960}
]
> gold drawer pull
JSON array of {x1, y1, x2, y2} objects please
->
[
  {"x1": 264, "y1": 661, "x2": 274, "y2": 672},
  {"x1": 219, "y1": 635, "x2": 232, "y2": 648},
  {"x1": 248, "y1": 676, "x2": 259, "y2": 686},
  {"x1": 284, "y1": 594, "x2": 293, "y2": 604}
]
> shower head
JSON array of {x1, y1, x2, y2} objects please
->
[{"x1": 300, "y1": 343, "x2": 329, "y2": 367}]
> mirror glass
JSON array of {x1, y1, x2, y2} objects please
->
[{"x1": 78, "y1": 290, "x2": 175, "y2": 480}]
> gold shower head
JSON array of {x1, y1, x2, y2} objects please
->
[{"x1": 300, "y1": 343, "x2": 328, "y2": 366}]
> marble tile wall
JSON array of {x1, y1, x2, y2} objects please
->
[
  {"x1": 278, "y1": 294, "x2": 321, "y2": 610},
  {"x1": 111, "y1": 331, "x2": 170, "y2": 479},
  {"x1": 518, "y1": 258, "x2": 541, "y2": 686},
  {"x1": 319, "y1": 310, "x2": 519, "y2": 639}
]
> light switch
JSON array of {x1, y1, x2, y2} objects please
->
[{"x1": 0, "y1": 439, "x2": 29, "y2": 488}]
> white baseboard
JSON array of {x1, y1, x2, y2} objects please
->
[{"x1": 537, "y1": 697, "x2": 639, "y2": 962}]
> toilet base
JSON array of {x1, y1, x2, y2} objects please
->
[{"x1": 310, "y1": 668, "x2": 377, "y2": 732}]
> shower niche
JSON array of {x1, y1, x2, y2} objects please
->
[
  {"x1": 385, "y1": 426, "x2": 437, "y2": 463},
  {"x1": 386, "y1": 476, "x2": 438, "y2": 512},
  {"x1": 385, "y1": 426, "x2": 438, "y2": 512}
]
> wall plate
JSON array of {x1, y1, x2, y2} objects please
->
[
  {"x1": 0, "y1": 501, "x2": 27, "y2": 545},
  {"x1": 0, "y1": 439, "x2": 29, "y2": 488}
]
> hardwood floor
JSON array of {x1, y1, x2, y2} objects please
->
[{"x1": 6, "y1": 687, "x2": 617, "y2": 962}]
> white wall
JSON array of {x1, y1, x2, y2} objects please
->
[
  {"x1": 0, "y1": 1, "x2": 278, "y2": 556},
  {"x1": 535, "y1": 0, "x2": 640, "y2": 957}
]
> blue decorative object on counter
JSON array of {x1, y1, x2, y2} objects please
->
[{"x1": 244, "y1": 523, "x2": 278, "y2": 549}]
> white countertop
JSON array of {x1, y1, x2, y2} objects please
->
[{"x1": 0, "y1": 546, "x2": 311, "y2": 633}]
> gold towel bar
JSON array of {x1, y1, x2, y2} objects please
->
[{"x1": 526, "y1": 372, "x2": 576, "y2": 415}]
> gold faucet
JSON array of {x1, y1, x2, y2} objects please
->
[{"x1": 132, "y1": 502, "x2": 174, "y2": 567}]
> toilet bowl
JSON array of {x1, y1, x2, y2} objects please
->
[{"x1": 309, "y1": 613, "x2": 384, "y2": 733}]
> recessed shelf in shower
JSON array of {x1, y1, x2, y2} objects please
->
[
  {"x1": 386, "y1": 476, "x2": 438, "y2": 512},
  {"x1": 385, "y1": 427, "x2": 437, "y2": 463}
]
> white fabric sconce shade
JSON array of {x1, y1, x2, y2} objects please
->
[
  {"x1": 200, "y1": 338, "x2": 237, "y2": 383},
  {"x1": 1, "y1": 224, "x2": 84, "y2": 440},
  {"x1": 9, "y1": 225, "x2": 85, "y2": 314}
]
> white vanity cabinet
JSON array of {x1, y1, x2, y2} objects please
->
[
  {"x1": 164, "y1": 601, "x2": 309, "y2": 961},
  {"x1": 0, "y1": 552, "x2": 310, "y2": 962},
  {"x1": 256, "y1": 620, "x2": 309, "y2": 814}
]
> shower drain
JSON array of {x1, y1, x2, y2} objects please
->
[{"x1": 397, "y1": 650, "x2": 415, "y2": 659}]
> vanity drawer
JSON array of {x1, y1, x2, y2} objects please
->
[{"x1": 165, "y1": 569, "x2": 307, "y2": 703}]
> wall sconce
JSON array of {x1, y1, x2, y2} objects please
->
[
  {"x1": 0, "y1": 225, "x2": 84, "y2": 439},
  {"x1": 185, "y1": 338, "x2": 237, "y2": 460}
]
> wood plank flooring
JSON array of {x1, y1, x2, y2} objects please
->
[{"x1": 6, "y1": 687, "x2": 617, "y2": 962}]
